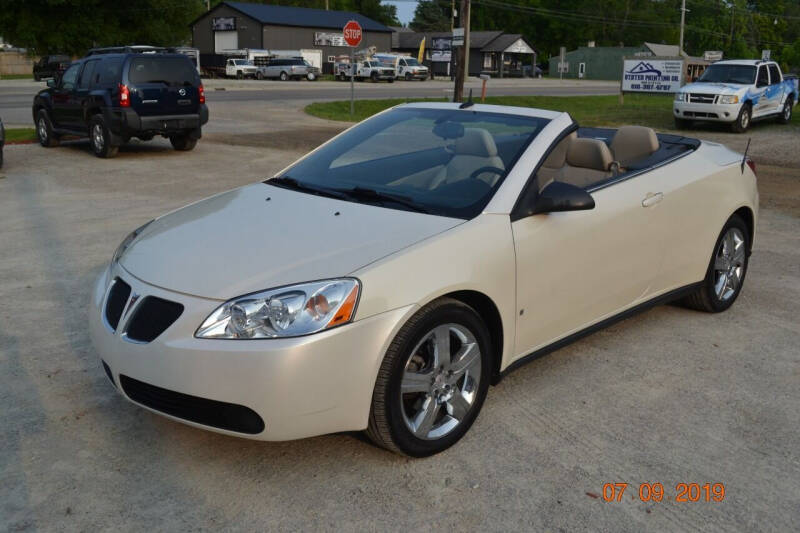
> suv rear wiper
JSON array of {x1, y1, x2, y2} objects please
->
[
  {"x1": 335, "y1": 187, "x2": 429, "y2": 214},
  {"x1": 266, "y1": 176, "x2": 348, "y2": 200}
]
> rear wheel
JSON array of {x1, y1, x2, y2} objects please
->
[
  {"x1": 236, "y1": 71, "x2": 243, "y2": 80},
  {"x1": 371, "y1": 72, "x2": 379, "y2": 83},
  {"x1": 307, "y1": 72, "x2": 316, "y2": 81},
  {"x1": 683, "y1": 214, "x2": 749, "y2": 313},
  {"x1": 366, "y1": 298, "x2": 491, "y2": 457},
  {"x1": 36, "y1": 109, "x2": 60, "y2": 147},
  {"x1": 89, "y1": 115, "x2": 118, "y2": 158},
  {"x1": 169, "y1": 134, "x2": 198, "y2": 151},
  {"x1": 674, "y1": 117, "x2": 692, "y2": 129},
  {"x1": 731, "y1": 104, "x2": 751, "y2": 133},
  {"x1": 256, "y1": 71, "x2": 264, "y2": 80},
  {"x1": 279, "y1": 71, "x2": 289, "y2": 81},
  {"x1": 778, "y1": 98, "x2": 793, "y2": 124}
]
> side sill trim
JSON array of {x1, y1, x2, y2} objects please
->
[{"x1": 495, "y1": 281, "x2": 704, "y2": 382}]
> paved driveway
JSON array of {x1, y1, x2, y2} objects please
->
[{"x1": 1, "y1": 111, "x2": 799, "y2": 531}]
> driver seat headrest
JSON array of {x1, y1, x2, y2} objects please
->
[
  {"x1": 454, "y1": 128, "x2": 498, "y2": 158},
  {"x1": 610, "y1": 126, "x2": 660, "y2": 167}
]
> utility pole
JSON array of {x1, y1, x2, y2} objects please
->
[
  {"x1": 325, "y1": 0, "x2": 329, "y2": 10},
  {"x1": 729, "y1": 6, "x2": 735, "y2": 46},
  {"x1": 453, "y1": 0, "x2": 470, "y2": 101},
  {"x1": 678, "y1": 0, "x2": 687, "y2": 55},
  {"x1": 451, "y1": 0, "x2": 455, "y2": 31},
  {"x1": 463, "y1": 0, "x2": 470, "y2": 85}
]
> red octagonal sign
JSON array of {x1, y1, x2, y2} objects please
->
[{"x1": 343, "y1": 20, "x2": 362, "y2": 47}]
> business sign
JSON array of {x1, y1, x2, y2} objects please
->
[
  {"x1": 431, "y1": 37, "x2": 452, "y2": 62},
  {"x1": 314, "y1": 32, "x2": 346, "y2": 47},
  {"x1": 704, "y1": 50, "x2": 723, "y2": 62},
  {"x1": 558, "y1": 62, "x2": 569, "y2": 73},
  {"x1": 761, "y1": 49, "x2": 771, "y2": 60},
  {"x1": 211, "y1": 17, "x2": 235, "y2": 31},
  {"x1": 452, "y1": 28, "x2": 464, "y2": 46},
  {"x1": 622, "y1": 59, "x2": 683, "y2": 93},
  {"x1": 343, "y1": 20, "x2": 363, "y2": 47}
]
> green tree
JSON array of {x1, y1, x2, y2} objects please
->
[{"x1": 410, "y1": 0, "x2": 452, "y2": 32}]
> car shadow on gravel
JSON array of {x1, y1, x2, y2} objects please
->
[
  {"x1": 57, "y1": 138, "x2": 178, "y2": 157},
  {"x1": 205, "y1": 127, "x2": 347, "y2": 152}
]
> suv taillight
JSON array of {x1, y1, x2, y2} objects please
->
[
  {"x1": 198, "y1": 84, "x2": 205, "y2": 104},
  {"x1": 118, "y1": 84, "x2": 130, "y2": 107}
]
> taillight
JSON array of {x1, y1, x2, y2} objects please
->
[
  {"x1": 118, "y1": 83, "x2": 130, "y2": 107},
  {"x1": 198, "y1": 84, "x2": 205, "y2": 104},
  {"x1": 746, "y1": 158, "x2": 756, "y2": 175}
]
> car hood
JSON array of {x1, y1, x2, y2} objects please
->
[
  {"x1": 120, "y1": 183, "x2": 463, "y2": 300},
  {"x1": 680, "y1": 82, "x2": 747, "y2": 95}
]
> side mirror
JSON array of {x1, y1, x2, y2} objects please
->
[
  {"x1": 46, "y1": 79, "x2": 57, "y2": 88},
  {"x1": 530, "y1": 181, "x2": 595, "y2": 215}
]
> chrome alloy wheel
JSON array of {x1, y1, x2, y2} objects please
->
[
  {"x1": 713, "y1": 227, "x2": 746, "y2": 302},
  {"x1": 400, "y1": 323, "x2": 481, "y2": 440},
  {"x1": 784, "y1": 102, "x2": 792, "y2": 121},
  {"x1": 92, "y1": 123, "x2": 104, "y2": 152},
  {"x1": 740, "y1": 109, "x2": 750, "y2": 129},
  {"x1": 38, "y1": 117, "x2": 48, "y2": 142}
]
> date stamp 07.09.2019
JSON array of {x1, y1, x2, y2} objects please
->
[{"x1": 596, "y1": 483, "x2": 725, "y2": 503}]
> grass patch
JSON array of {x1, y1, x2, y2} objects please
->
[
  {"x1": 5, "y1": 128, "x2": 37, "y2": 143},
  {"x1": 307, "y1": 94, "x2": 678, "y2": 129},
  {"x1": 0, "y1": 74, "x2": 34, "y2": 80}
]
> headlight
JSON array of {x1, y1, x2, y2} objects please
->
[
  {"x1": 195, "y1": 278, "x2": 360, "y2": 339},
  {"x1": 112, "y1": 220, "x2": 153, "y2": 263},
  {"x1": 719, "y1": 95, "x2": 739, "y2": 104},
  {"x1": 674, "y1": 92, "x2": 687, "y2": 102}
]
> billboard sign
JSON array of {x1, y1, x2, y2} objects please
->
[
  {"x1": 622, "y1": 59, "x2": 683, "y2": 93},
  {"x1": 314, "y1": 32, "x2": 346, "y2": 47},
  {"x1": 431, "y1": 37, "x2": 452, "y2": 62},
  {"x1": 212, "y1": 17, "x2": 236, "y2": 31}
]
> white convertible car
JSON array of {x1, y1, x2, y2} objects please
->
[{"x1": 90, "y1": 103, "x2": 758, "y2": 456}]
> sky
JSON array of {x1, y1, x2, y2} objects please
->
[{"x1": 385, "y1": 0, "x2": 417, "y2": 25}]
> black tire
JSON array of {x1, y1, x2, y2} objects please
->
[
  {"x1": 256, "y1": 71, "x2": 264, "y2": 80},
  {"x1": 371, "y1": 72, "x2": 379, "y2": 83},
  {"x1": 366, "y1": 298, "x2": 492, "y2": 457},
  {"x1": 0, "y1": 146, "x2": 4, "y2": 169},
  {"x1": 280, "y1": 71, "x2": 288, "y2": 81},
  {"x1": 307, "y1": 72, "x2": 316, "y2": 81},
  {"x1": 388, "y1": 78, "x2": 394, "y2": 83},
  {"x1": 405, "y1": 72, "x2": 413, "y2": 81},
  {"x1": 674, "y1": 117, "x2": 692, "y2": 129},
  {"x1": 777, "y1": 97, "x2": 793, "y2": 124},
  {"x1": 236, "y1": 71, "x2": 243, "y2": 80},
  {"x1": 169, "y1": 134, "x2": 198, "y2": 151},
  {"x1": 36, "y1": 109, "x2": 60, "y2": 147},
  {"x1": 89, "y1": 114, "x2": 118, "y2": 158},
  {"x1": 731, "y1": 104, "x2": 751, "y2": 133},
  {"x1": 682, "y1": 214, "x2": 750, "y2": 313}
]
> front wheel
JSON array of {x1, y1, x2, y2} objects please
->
[
  {"x1": 256, "y1": 71, "x2": 264, "y2": 80},
  {"x1": 366, "y1": 298, "x2": 491, "y2": 457},
  {"x1": 778, "y1": 98, "x2": 793, "y2": 124},
  {"x1": 307, "y1": 72, "x2": 316, "y2": 81},
  {"x1": 371, "y1": 72, "x2": 379, "y2": 83},
  {"x1": 170, "y1": 134, "x2": 198, "y2": 151},
  {"x1": 405, "y1": 73, "x2": 413, "y2": 81},
  {"x1": 731, "y1": 104, "x2": 751, "y2": 133},
  {"x1": 89, "y1": 115, "x2": 118, "y2": 158},
  {"x1": 279, "y1": 71, "x2": 289, "y2": 81},
  {"x1": 682, "y1": 214, "x2": 750, "y2": 313},
  {"x1": 36, "y1": 109, "x2": 60, "y2": 147}
]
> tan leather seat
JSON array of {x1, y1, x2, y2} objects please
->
[
  {"x1": 560, "y1": 138, "x2": 615, "y2": 189},
  {"x1": 537, "y1": 131, "x2": 576, "y2": 190},
  {"x1": 430, "y1": 128, "x2": 505, "y2": 189},
  {"x1": 610, "y1": 126, "x2": 659, "y2": 168}
]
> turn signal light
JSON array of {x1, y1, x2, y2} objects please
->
[
  {"x1": 326, "y1": 284, "x2": 359, "y2": 328},
  {"x1": 198, "y1": 84, "x2": 205, "y2": 104},
  {"x1": 118, "y1": 83, "x2": 130, "y2": 107}
]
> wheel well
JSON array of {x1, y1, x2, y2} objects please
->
[
  {"x1": 733, "y1": 206, "x2": 755, "y2": 254},
  {"x1": 441, "y1": 290, "x2": 504, "y2": 384}
]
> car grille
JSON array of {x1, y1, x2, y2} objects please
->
[
  {"x1": 689, "y1": 93, "x2": 717, "y2": 104},
  {"x1": 124, "y1": 296, "x2": 184, "y2": 343},
  {"x1": 104, "y1": 278, "x2": 131, "y2": 331},
  {"x1": 120, "y1": 375, "x2": 265, "y2": 434}
]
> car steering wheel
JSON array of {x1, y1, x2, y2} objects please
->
[{"x1": 469, "y1": 166, "x2": 505, "y2": 182}]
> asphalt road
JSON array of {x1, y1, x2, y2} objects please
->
[
  {"x1": 1, "y1": 101, "x2": 799, "y2": 531},
  {"x1": 0, "y1": 77, "x2": 619, "y2": 126}
]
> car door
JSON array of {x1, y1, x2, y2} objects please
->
[
  {"x1": 767, "y1": 64, "x2": 784, "y2": 114},
  {"x1": 72, "y1": 60, "x2": 98, "y2": 130},
  {"x1": 51, "y1": 63, "x2": 81, "y2": 129},
  {"x1": 512, "y1": 159, "x2": 666, "y2": 356},
  {"x1": 751, "y1": 65, "x2": 771, "y2": 117}
]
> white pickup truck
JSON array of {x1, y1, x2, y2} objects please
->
[
  {"x1": 225, "y1": 59, "x2": 260, "y2": 79},
  {"x1": 674, "y1": 59, "x2": 798, "y2": 132},
  {"x1": 335, "y1": 60, "x2": 395, "y2": 82}
]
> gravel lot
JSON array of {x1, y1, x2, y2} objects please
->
[{"x1": 1, "y1": 103, "x2": 799, "y2": 531}]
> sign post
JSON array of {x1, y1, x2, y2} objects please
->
[{"x1": 343, "y1": 20, "x2": 363, "y2": 115}]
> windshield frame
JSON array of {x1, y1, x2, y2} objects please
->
[{"x1": 266, "y1": 106, "x2": 551, "y2": 219}]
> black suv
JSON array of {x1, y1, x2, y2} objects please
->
[
  {"x1": 33, "y1": 55, "x2": 71, "y2": 81},
  {"x1": 32, "y1": 52, "x2": 208, "y2": 158}
]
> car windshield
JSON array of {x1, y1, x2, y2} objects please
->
[
  {"x1": 268, "y1": 107, "x2": 549, "y2": 219},
  {"x1": 128, "y1": 57, "x2": 199, "y2": 85},
  {"x1": 235, "y1": 60, "x2": 253, "y2": 66},
  {"x1": 698, "y1": 64, "x2": 756, "y2": 84},
  {"x1": 405, "y1": 58, "x2": 420, "y2": 66}
]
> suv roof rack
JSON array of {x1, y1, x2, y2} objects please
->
[{"x1": 86, "y1": 45, "x2": 171, "y2": 56}]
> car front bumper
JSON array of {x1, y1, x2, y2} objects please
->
[
  {"x1": 674, "y1": 101, "x2": 742, "y2": 123},
  {"x1": 89, "y1": 264, "x2": 415, "y2": 441}
]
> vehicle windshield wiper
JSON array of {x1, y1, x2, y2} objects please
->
[
  {"x1": 335, "y1": 187, "x2": 429, "y2": 214},
  {"x1": 266, "y1": 176, "x2": 348, "y2": 200}
]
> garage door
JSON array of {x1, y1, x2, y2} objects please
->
[{"x1": 215, "y1": 31, "x2": 238, "y2": 53}]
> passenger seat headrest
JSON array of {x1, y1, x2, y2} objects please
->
[
  {"x1": 610, "y1": 126, "x2": 660, "y2": 166},
  {"x1": 566, "y1": 137, "x2": 614, "y2": 171},
  {"x1": 541, "y1": 131, "x2": 577, "y2": 169},
  {"x1": 455, "y1": 128, "x2": 498, "y2": 158}
]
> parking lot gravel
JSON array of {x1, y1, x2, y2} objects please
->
[{"x1": 1, "y1": 104, "x2": 799, "y2": 531}]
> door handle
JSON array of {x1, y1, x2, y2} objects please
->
[{"x1": 642, "y1": 192, "x2": 663, "y2": 207}]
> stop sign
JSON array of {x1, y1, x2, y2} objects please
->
[{"x1": 343, "y1": 20, "x2": 362, "y2": 47}]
